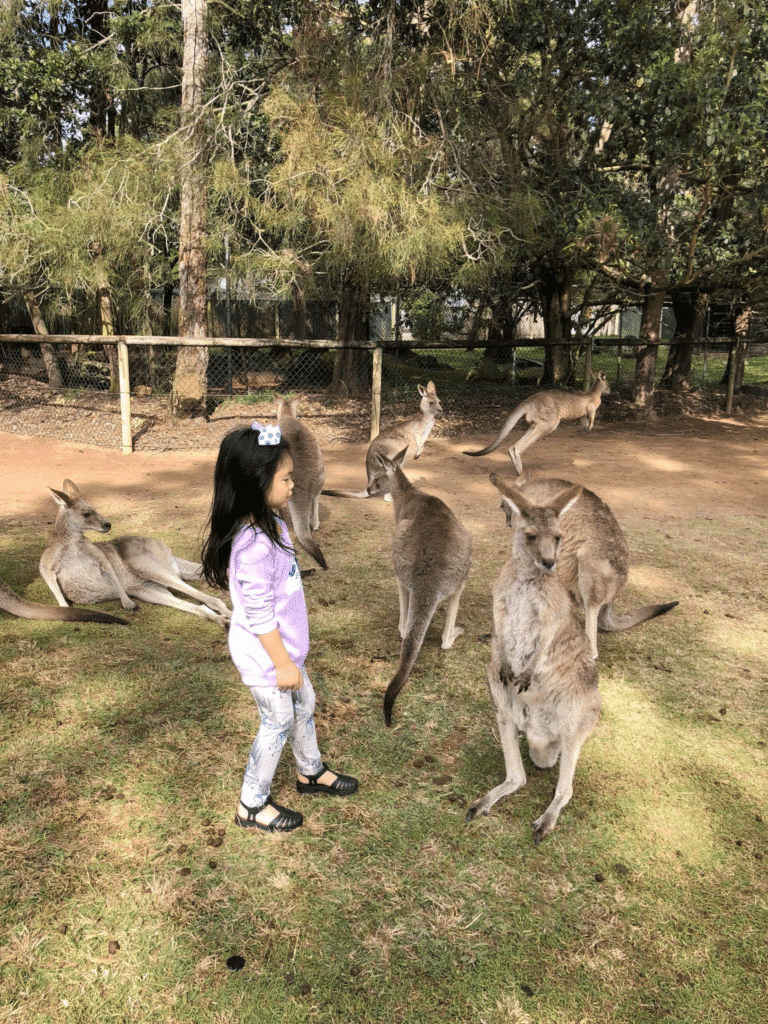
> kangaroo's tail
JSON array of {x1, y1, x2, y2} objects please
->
[
  {"x1": 287, "y1": 505, "x2": 329, "y2": 570},
  {"x1": 321, "y1": 488, "x2": 370, "y2": 499},
  {"x1": 0, "y1": 581, "x2": 128, "y2": 624},
  {"x1": 384, "y1": 595, "x2": 440, "y2": 727},
  {"x1": 598, "y1": 600, "x2": 678, "y2": 633},
  {"x1": 463, "y1": 406, "x2": 527, "y2": 457}
]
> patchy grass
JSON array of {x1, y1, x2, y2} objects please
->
[{"x1": 0, "y1": 484, "x2": 766, "y2": 1024}]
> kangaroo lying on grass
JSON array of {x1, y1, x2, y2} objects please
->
[
  {"x1": 323, "y1": 381, "x2": 442, "y2": 500},
  {"x1": 276, "y1": 393, "x2": 328, "y2": 570},
  {"x1": 504, "y1": 474, "x2": 678, "y2": 660},
  {"x1": 0, "y1": 575, "x2": 127, "y2": 624},
  {"x1": 466, "y1": 475, "x2": 601, "y2": 842},
  {"x1": 464, "y1": 371, "x2": 611, "y2": 474},
  {"x1": 374, "y1": 448, "x2": 472, "y2": 727},
  {"x1": 39, "y1": 480, "x2": 231, "y2": 624}
]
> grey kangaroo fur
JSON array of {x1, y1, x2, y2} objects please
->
[
  {"x1": 375, "y1": 448, "x2": 471, "y2": 727},
  {"x1": 276, "y1": 393, "x2": 328, "y2": 569},
  {"x1": 466, "y1": 474, "x2": 601, "y2": 842},
  {"x1": 506, "y1": 474, "x2": 678, "y2": 660},
  {"x1": 464, "y1": 371, "x2": 611, "y2": 474},
  {"x1": 39, "y1": 480, "x2": 231, "y2": 624},
  {"x1": 0, "y1": 575, "x2": 128, "y2": 624},
  {"x1": 322, "y1": 381, "x2": 442, "y2": 499}
]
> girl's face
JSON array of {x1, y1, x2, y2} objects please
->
[{"x1": 266, "y1": 453, "x2": 294, "y2": 511}]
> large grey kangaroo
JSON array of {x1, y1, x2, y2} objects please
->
[
  {"x1": 0, "y1": 575, "x2": 127, "y2": 624},
  {"x1": 506, "y1": 475, "x2": 678, "y2": 659},
  {"x1": 466, "y1": 474, "x2": 601, "y2": 842},
  {"x1": 374, "y1": 448, "x2": 472, "y2": 727},
  {"x1": 322, "y1": 381, "x2": 442, "y2": 499},
  {"x1": 276, "y1": 393, "x2": 328, "y2": 569},
  {"x1": 39, "y1": 481, "x2": 231, "y2": 624},
  {"x1": 464, "y1": 371, "x2": 611, "y2": 474}
]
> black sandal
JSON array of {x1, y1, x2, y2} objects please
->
[
  {"x1": 296, "y1": 763, "x2": 359, "y2": 796},
  {"x1": 234, "y1": 795, "x2": 303, "y2": 832}
]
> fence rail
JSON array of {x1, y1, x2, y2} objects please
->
[{"x1": 0, "y1": 334, "x2": 762, "y2": 453}]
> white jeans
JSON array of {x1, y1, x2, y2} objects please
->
[{"x1": 240, "y1": 669, "x2": 324, "y2": 808}]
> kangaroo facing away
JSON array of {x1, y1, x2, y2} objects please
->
[
  {"x1": 276, "y1": 393, "x2": 328, "y2": 570},
  {"x1": 506, "y1": 475, "x2": 678, "y2": 660},
  {"x1": 466, "y1": 474, "x2": 601, "y2": 842},
  {"x1": 464, "y1": 371, "x2": 611, "y2": 474},
  {"x1": 0, "y1": 575, "x2": 127, "y2": 624},
  {"x1": 375, "y1": 448, "x2": 472, "y2": 727},
  {"x1": 39, "y1": 481, "x2": 231, "y2": 624},
  {"x1": 322, "y1": 381, "x2": 442, "y2": 499}
]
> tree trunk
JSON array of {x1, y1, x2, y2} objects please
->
[
  {"x1": 538, "y1": 268, "x2": 572, "y2": 386},
  {"x1": 720, "y1": 307, "x2": 750, "y2": 391},
  {"x1": 331, "y1": 276, "x2": 369, "y2": 396},
  {"x1": 171, "y1": 0, "x2": 210, "y2": 419},
  {"x1": 23, "y1": 290, "x2": 63, "y2": 387},
  {"x1": 661, "y1": 291, "x2": 707, "y2": 390},
  {"x1": 94, "y1": 255, "x2": 119, "y2": 393},
  {"x1": 631, "y1": 273, "x2": 667, "y2": 410}
]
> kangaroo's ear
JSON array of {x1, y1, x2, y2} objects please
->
[
  {"x1": 550, "y1": 485, "x2": 582, "y2": 518},
  {"x1": 49, "y1": 487, "x2": 74, "y2": 509},
  {"x1": 490, "y1": 472, "x2": 531, "y2": 519},
  {"x1": 394, "y1": 446, "x2": 408, "y2": 467},
  {"x1": 417, "y1": 384, "x2": 426, "y2": 397},
  {"x1": 426, "y1": 381, "x2": 436, "y2": 394},
  {"x1": 62, "y1": 479, "x2": 80, "y2": 498}
]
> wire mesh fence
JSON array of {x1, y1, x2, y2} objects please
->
[{"x1": 0, "y1": 333, "x2": 765, "y2": 453}]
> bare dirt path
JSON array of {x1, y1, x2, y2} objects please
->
[{"x1": 1, "y1": 410, "x2": 766, "y2": 550}]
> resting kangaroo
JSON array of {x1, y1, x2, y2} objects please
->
[
  {"x1": 0, "y1": 575, "x2": 127, "y2": 624},
  {"x1": 464, "y1": 371, "x2": 611, "y2": 474},
  {"x1": 39, "y1": 481, "x2": 231, "y2": 624},
  {"x1": 276, "y1": 393, "x2": 328, "y2": 569},
  {"x1": 322, "y1": 381, "x2": 442, "y2": 499},
  {"x1": 506, "y1": 475, "x2": 678, "y2": 659},
  {"x1": 466, "y1": 474, "x2": 601, "y2": 842},
  {"x1": 375, "y1": 448, "x2": 472, "y2": 727}
]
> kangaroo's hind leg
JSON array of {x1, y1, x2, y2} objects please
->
[
  {"x1": 508, "y1": 418, "x2": 557, "y2": 475},
  {"x1": 440, "y1": 582, "x2": 466, "y2": 649},
  {"x1": 128, "y1": 580, "x2": 227, "y2": 622}
]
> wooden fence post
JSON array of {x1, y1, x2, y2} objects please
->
[
  {"x1": 117, "y1": 339, "x2": 133, "y2": 454},
  {"x1": 371, "y1": 345, "x2": 382, "y2": 440}
]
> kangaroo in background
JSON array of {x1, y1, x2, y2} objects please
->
[
  {"x1": 0, "y1": 575, "x2": 127, "y2": 624},
  {"x1": 39, "y1": 481, "x2": 231, "y2": 624},
  {"x1": 464, "y1": 371, "x2": 611, "y2": 474},
  {"x1": 375, "y1": 448, "x2": 472, "y2": 727},
  {"x1": 322, "y1": 381, "x2": 443, "y2": 500},
  {"x1": 505, "y1": 474, "x2": 678, "y2": 659},
  {"x1": 466, "y1": 475, "x2": 601, "y2": 843},
  {"x1": 276, "y1": 393, "x2": 328, "y2": 570}
]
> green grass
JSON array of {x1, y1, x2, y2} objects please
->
[{"x1": 1, "y1": 494, "x2": 766, "y2": 1024}]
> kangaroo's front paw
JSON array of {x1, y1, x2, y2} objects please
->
[{"x1": 441, "y1": 626, "x2": 464, "y2": 650}]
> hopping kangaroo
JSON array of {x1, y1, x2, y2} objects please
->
[
  {"x1": 39, "y1": 481, "x2": 231, "y2": 624},
  {"x1": 375, "y1": 448, "x2": 471, "y2": 727},
  {"x1": 276, "y1": 393, "x2": 328, "y2": 569},
  {"x1": 0, "y1": 575, "x2": 127, "y2": 624},
  {"x1": 323, "y1": 381, "x2": 442, "y2": 499},
  {"x1": 506, "y1": 475, "x2": 678, "y2": 660},
  {"x1": 464, "y1": 371, "x2": 610, "y2": 474},
  {"x1": 466, "y1": 474, "x2": 601, "y2": 842}
]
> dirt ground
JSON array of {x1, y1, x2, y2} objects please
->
[{"x1": 1, "y1": 404, "x2": 766, "y2": 551}]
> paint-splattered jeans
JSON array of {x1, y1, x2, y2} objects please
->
[{"x1": 240, "y1": 669, "x2": 324, "y2": 809}]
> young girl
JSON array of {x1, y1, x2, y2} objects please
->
[{"x1": 202, "y1": 421, "x2": 358, "y2": 832}]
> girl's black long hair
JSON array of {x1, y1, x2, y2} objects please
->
[{"x1": 201, "y1": 425, "x2": 293, "y2": 590}]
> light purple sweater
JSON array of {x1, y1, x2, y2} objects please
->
[{"x1": 228, "y1": 520, "x2": 309, "y2": 687}]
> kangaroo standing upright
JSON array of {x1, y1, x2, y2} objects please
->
[
  {"x1": 466, "y1": 474, "x2": 601, "y2": 842},
  {"x1": 39, "y1": 481, "x2": 231, "y2": 624},
  {"x1": 323, "y1": 381, "x2": 442, "y2": 499},
  {"x1": 275, "y1": 393, "x2": 328, "y2": 569},
  {"x1": 506, "y1": 475, "x2": 678, "y2": 659},
  {"x1": 464, "y1": 371, "x2": 610, "y2": 474},
  {"x1": 0, "y1": 575, "x2": 127, "y2": 624},
  {"x1": 374, "y1": 448, "x2": 472, "y2": 727}
]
